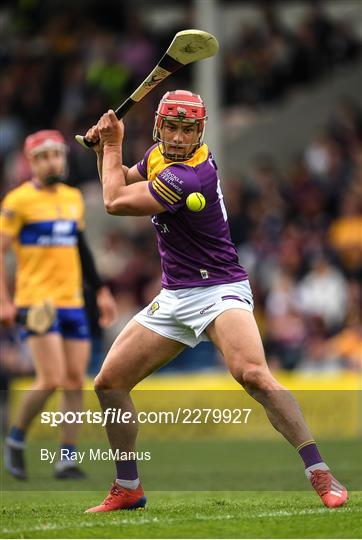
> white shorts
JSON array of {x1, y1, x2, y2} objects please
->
[{"x1": 133, "y1": 280, "x2": 254, "y2": 348}]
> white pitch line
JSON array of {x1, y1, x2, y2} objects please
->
[{"x1": 1, "y1": 507, "x2": 360, "y2": 536}]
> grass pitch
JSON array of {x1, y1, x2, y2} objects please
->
[
  {"x1": 1, "y1": 438, "x2": 362, "y2": 538},
  {"x1": 1, "y1": 490, "x2": 361, "y2": 538}
]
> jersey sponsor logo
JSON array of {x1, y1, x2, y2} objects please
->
[
  {"x1": 52, "y1": 221, "x2": 73, "y2": 235},
  {"x1": 147, "y1": 301, "x2": 160, "y2": 316},
  {"x1": 200, "y1": 303, "x2": 215, "y2": 315},
  {"x1": 159, "y1": 169, "x2": 184, "y2": 186},
  {"x1": 166, "y1": 179, "x2": 183, "y2": 194},
  {"x1": 19, "y1": 220, "x2": 77, "y2": 246},
  {"x1": 152, "y1": 178, "x2": 181, "y2": 205},
  {"x1": 37, "y1": 236, "x2": 77, "y2": 246}
]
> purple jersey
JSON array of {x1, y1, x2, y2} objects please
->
[{"x1": 137, "y1": 143, "x2": 248, "y2": 289}]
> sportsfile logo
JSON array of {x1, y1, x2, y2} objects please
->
[{"x1": 40, "y1": 407, "x2": 252, "y2": 427}]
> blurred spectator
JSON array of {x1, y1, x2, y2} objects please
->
[
  {"x1": 328, "y1": 96, "x2": 362, "y2": 154},
  {"x1": 328, "y1": 189, "x2": 362, "y2": 279},
  {"x1": 296, "y1": 251, "x2": 348, "y2": 332},
  {"x1": 326, "y1": 318, "x2": 362, "y2": 371},
  {"x1": 264, "y1": 272, "x2": 307, "y2": 370},
  {"x1": 298, "y1": 329, "x2": 342, "y2": 374}
]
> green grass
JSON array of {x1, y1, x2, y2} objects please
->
[
  {"x1": 1, "y1": 439, "x2": 361, "y2": 538},
  {"x1": 1, "y1": 491, "x2": 361, "y2": 538}
]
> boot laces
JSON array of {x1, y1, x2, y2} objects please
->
[
  {"x1": 311, "y1": 470, "x2": 331, "y2": 496},
  {"x1": 103, "y1": 483, "x2": 126, "y2": 506}
]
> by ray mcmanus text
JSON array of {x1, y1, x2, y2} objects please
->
[{"x1": 40, "y1": 448, "x2": 152, "y2": 464}]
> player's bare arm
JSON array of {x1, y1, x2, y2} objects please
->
[
  {"x1": 97, "y1": 110, "x2": 165, "y2": 216},
  {"x1": 85, "y1": 124, "x2": 146, "y2": 187},
  {"x1": 0, "y1": 233, "x2": 17, "y2": 326}
]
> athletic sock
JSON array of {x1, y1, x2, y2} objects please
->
[
  {"x1": 8, "y1": 426, "x2": 25, "y2": 444},
  {"x1": 304, "y1": 462, "x2": 330, "y2": 479},
  {"x1": 297, "y1": 440, "x2": 328, "y2": 478},
  {"x1": 115, "y1": 459, "x2": 139, "y2": 490}
]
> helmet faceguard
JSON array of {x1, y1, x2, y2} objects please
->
[{"x1": 153, "y1": 90, "x2": 207, "y2": 161}]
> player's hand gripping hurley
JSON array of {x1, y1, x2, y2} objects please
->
[{"x1": 75, "y1": 29, "x2": 219, "y2": 149}]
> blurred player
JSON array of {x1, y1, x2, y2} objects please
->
[
  {"x1": 0, "y1": 130, "x2": 117, "y2": 480},
  {"x1": 84, "y1": 91, "x2": 347, "y2": 511}
]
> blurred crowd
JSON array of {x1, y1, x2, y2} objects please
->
[
  {"x1": 1, "y1": 1, "x2": 361, "y2": 375},
  {"x1": 1, "y1": 2, "x2": 361, "y2": 192},
  {"x1": 223, "y1": 4, "x2": 360, "y2": 106},
  {"x1": 226, "y1": 95, "x2": 362, "y2": 372},
  {"x1": 0, "y1": 1, "x2": 192, "y2": 193}
]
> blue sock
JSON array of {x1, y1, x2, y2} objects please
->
[{"x1": 9, "y1": 426, "x2": 25, "y2": 443}]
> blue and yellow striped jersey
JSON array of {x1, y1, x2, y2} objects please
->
[{"x1": 0, "y1": 181, "x2": 84, "y2": 308}]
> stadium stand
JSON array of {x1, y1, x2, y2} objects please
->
[{"x1": 1, "y1": 1, "x2": 361, "y2": 375}]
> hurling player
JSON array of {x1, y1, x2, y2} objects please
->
[
  {"x1": 83, "y1": 91, "x2": 347, "y2": 511},
  {"x1": 0, "y1": 130, "x2": 117, "y2": 480}
]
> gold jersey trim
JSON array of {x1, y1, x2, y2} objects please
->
[{"x1": 147, "y1": 144, "x2": 209, "y2": 181}]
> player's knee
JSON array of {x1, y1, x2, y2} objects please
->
[
  {"x1": 35, "y1": 379, "x2": 61, "y2": 392},
  {"x1": 94, "y1": 372, "x2": 121, "y2": 391},
  {"x1": 241, "y1": 367, "x2": 275, "y2": 393},
  {"x1": 63, "y1": 377, "x2": 84, "y2": 390},
  {"x1": 94, "y1": 373, "x2": 105, "y2": 391}
]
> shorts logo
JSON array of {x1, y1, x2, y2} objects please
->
[
  {"x1": 200, "y1": 303, "x2": 215, "y2": 315},
  {"x1": 147, "y1": 301, "x2": 160, "y2": 316},
  {"x1": 200, "y1": 269, "x2": 209, "y2": 279}
]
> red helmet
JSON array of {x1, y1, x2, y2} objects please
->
[
  {"x1": 153, "y1": 90, "x2": 207, "y2": 160},
  {"x1": 24, "y1": 130, "x2": 66, "y2": 156}
]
